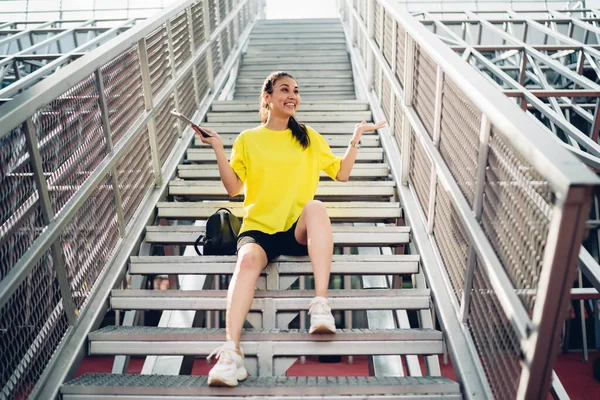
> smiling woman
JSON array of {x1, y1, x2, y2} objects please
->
[{"x1": 190, "y1": 70, "x2": 385, "y2": 388}]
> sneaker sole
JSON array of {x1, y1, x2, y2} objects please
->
[
  {"x1": 208, "y1": 367, "x2": 248, "y2": 387},
  {"x1": 309, "y1": 324, "x2": 336, "y2": 334}
]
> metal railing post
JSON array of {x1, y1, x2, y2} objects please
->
[
  {"x1": 165, "y1": 19, "x2": 183, "y2": 135},
  {"x1": 95, "y1": 69, "x2": 126, "y2": 237},
  {"x1": 138, "y1": 38, "x2": 162, "y2": 187},
  {"x1": 23, "y1": 118, "x2": 78, "y2": 324},
  {"x1": 459, "y1": 114, "x2": 490, "y2": 322},
  {"x1": 366, "y1": 0, "x2": 375, "y2": 91},
  {"x1": 426, "y1": 65, "x2": 444, "y2": 233}
]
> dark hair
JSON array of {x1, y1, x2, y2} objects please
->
[{"x1": 259, "y1": 71, "x2": 310, "y2": 149}]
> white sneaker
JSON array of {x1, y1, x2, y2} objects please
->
[
  {"x1": 308, "y1": 296, "x2": 336, "y2": 334},
  {"x1": 207, "y1": 340, "x2": 248, "y2": 387}
]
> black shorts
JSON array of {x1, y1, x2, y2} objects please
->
[{"x1": 236, "y1": 220, "x2": 308, "y2": 262}]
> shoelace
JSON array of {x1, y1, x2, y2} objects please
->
[
  {"x1": 207, "y1": 345, "x2": 236, "y2": 364},
  {"x1": 308, "y1": 299, "x2": 331, "y2": 315}
]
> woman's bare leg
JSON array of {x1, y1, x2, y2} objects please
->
[
  {"x1": 294, "y1": 200, "x2": 333, "y2": 297},
  {"x1": 226, "y1": 243, "x2": 268, "y2": 348}
]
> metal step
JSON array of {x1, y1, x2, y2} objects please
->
[
  {"x1": 178, "y1": 163, "x2": 389, "y2": 180},
  {"x1": 186, "y1": 148, "x2": 383, "y2": 162},
  {"x1": 128, "y1": 254, "x2": 420, "y2": 275},
  {"x1": 87, "y1": 327, "x2": 444, "y2": 356},
  {"x1": 197, "y1": 122, "x2": 359, "y2": 133},
  {"x1": 209, "y1": 101, "x2": 368, "y2": 112},
  {"x1": 110, "y1": 288, "x2": 430, "y2": 311},
  {"x1": 193, "y1": 134, "x2": 379, "y2": 147},
  {"x1": 144, "y1": 223, "x2": 406, "y2": 245},
  {"x1": 169, "y1": 180, "x2": 395, "y2": 200},
  {"x1": 156, "y1": 201, "x2": 402, "y2": 220},
  {"x1": 241, "y1": 56, "x2": 350, "y2": 64},
  {"x1": 205, "y1": 111, "x2": 370, "y2": 123},
  {"x1": 61, "y1": 374, "x2": 461, "y2": 398}
]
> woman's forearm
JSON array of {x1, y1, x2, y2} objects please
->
[
  {"x1": 336, "y1": 136, "x2": 361, "y2": 182},
  {"x1": 215, "y1": 147, "x2": 243, "y2": 196}
]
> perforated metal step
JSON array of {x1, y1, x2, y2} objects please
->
[{"x1": 61, "y1": 374, "x2": 461, "y2": 398}]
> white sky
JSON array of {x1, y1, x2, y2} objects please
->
[{"x1": 265, "y1": 0, "x2": 339, "y2": 19}]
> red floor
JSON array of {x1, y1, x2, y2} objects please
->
[{"x1": 75, "y1": 352, "x2": 598, "y2": 397}]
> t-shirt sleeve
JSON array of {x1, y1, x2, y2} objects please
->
[
  {"x1": 229, "y1": 134, "x2": 246, "y2": 183},
  {"x1": 311, "y1": 127, "x2": 342, "y2": 180}
]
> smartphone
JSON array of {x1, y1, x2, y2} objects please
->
[{"x1": 170, "y1": 110, "x2": 211, "y2": 138}]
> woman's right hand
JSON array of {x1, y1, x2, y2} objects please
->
[{"x1": 192, "y1": 125, "x2": 223, "y2": 151}]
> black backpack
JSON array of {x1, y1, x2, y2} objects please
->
[{"x1": 194, "y1": 208, "x2": 241, "y2": 256}]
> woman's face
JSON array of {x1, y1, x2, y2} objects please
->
[{"x1": 265, "y1": 76, "x2": 301, "y2": 119}]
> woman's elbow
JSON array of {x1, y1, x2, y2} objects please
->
[{"x1": 336, "y1": 173, "x2": 349, "y2": 182}]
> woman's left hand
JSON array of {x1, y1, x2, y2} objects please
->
[{"x1": 353, "y1": 120, "x2": 387, "y2": 138}]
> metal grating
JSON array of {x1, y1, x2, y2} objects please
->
[
  {"x1": 0, "y1": 124, "x2": 45, "y2": 282},
  {"x1": 409, "y1": 131, "x2": 432, "y2": 219},
  {"x1": 432, "y1": 181, "x2": 468, "y2": 302},
  {"x1": 395, "y1": 23, "x2": 405, "y2": 88},
  {"x1": 220, "y1": 26, "x2": 231, "y2": 61},
  {"x1": 412, "y1": 45, "x2": 436, "y2": 139},
  {"x1": 209, "y1": 0, "x2": 218, "y2": 32},
  {"x1": 146, "y1": 25, "x2": 172, "y2": 98},
  {"x1": 439, "y1": 78, "x2": 480, "y2": 208},
  {"x1": 383, "y1": 11, "x2": 394, "y2": 69},
  {"x1": 195, "y1": 52, "x2": 210, "y2": 101},
  {"x1": 467, "y1": 258, "x2": 522, "y2": 400},
  {"x1": 100, "y1": 46, "x2": 145, "y2": 145},
  {"x1": 211, "y1": 39, "x2": 222, "y2": 75},
  {"x1": 155, "y1": 95, "x2": 179, "y2": 167},
  {"x1": 382, "y1": 77, "x2": 391, "y2": 121},
  {"x1": 481, "y1": 127, "x2": 553, "y2": 314},
  {"x1": 374, "y1": 1, "x2": 383, "y2": 48},
  {"x1": 116, "y1": 129, "x2": 154, "y2": 226},
  {"x1": 60, "y1": 172, "x2": 119, "y2": 311},
  {"x1": 0, "y1": 250, "x2": 68, "y2": 400},
  {"x1": 373, "y1": 63, "x2": 382, "y2": 99},
  {"x1": 191, "y1": 2, "x2": 206, "y2": 49},
  {"x1": 394, "y1": 95, "x2": 404, "y2": 147},
  {"x1": 31, "y1": 73, "x2": 107, "y2": 216},
  {"x1": 177, "y1": 70, "x2": 197, "y2": 119},
  {"x1": 170, "y1": 11, "x2": 192, "y2": 72}
]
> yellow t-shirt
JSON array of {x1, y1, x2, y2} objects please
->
[{"x1": 229, "y1": 125, "x2": 342, "y2": 234}]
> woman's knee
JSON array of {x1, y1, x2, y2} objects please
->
[
  {"x1": 304, "y1": 200, "x2": 328, "y2": 219},
  {"x1": 236, "y1": 244, "x2": 267, "y2": 274}
]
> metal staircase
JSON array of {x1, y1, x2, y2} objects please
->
[
  {"x1": 1, "y1": 1, "x2": 598, "y2": 400},
  {"x1": 59, "y1": 18, "x2": 461, "y2": 399}
]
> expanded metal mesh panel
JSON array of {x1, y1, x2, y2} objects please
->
[
  {"x1": 100, "y1": 46, "x2": 145, "y2": 145},
  {"x1": 409, "y1": 131, "x2": 432, "y2": 218},
  {"x1": 374, "y1": 1, "x2": 383, "y2": 48},
  {"x1": 61, "y1": 172, "x2": 119, "y2": 311},
  {"x1": 220, "y1": 26, "x2": 231, "y2": 61},
  {"x1": 481, "y1": 127, "x2": 553, "y2": 313},
  {"x1": 116, "y1": 128, "x2": 154, "y2": 226},
  {"x1": 413, "y1": 45, "x2": 436, "y2": 139},
  {"x1": 219, "y1": 0, "x2": 227, "y2": 22},
  {"x1": 31, "y1": 72, "x2": 107, "y2": 215},
  {"x1": 439, "y1": 78, "x2": 480, "y2": 207},
  {"x1": 191, "y1": 2, "x2": 206, "y2": 48},
  {"x1": 383, "y1": 11, "x2": 394, "y2": 69},
  {"x1": 373, "y1": 63, "x2": 382, "y2": 99},
  {"x1": 0, "y1": 250, "x2": 68, "y2": 400},
  {"x1": 155, "y1": 95, "x2": 179, "y2": 167},
  {"x1": 433, "y1": 181, "x2": 468, "y2": 302},
  {"x1": 382, "y1": 78, "x2": 391, "y2": 121},
  {"x1": 394, "y1": 95, "x2": 404, "y2": 147},
  {"x1": 209, "y1": 0, "x2": 218, "y2": 32},
  {"x1": 211, "y1": 38, "x2": 222, "y2": 73},
  {"x1": 177, "y1": 70, "x2": 197, "y2": 119},
  {"x1": 195, "y1": 52, "x2": 210, "y2": 101},
  {"x1": 396, "y1": 24, "x2": 406, "y2": 88},
  {"x1": 146, "y1": 25, "x2": 172, "y2": 98},
  {"x1": 170, "y1": 11, "x2": 192, "y2": 72},
  {"x1": 0, "y1": 125, "x2": 45, "y2": 282},
  {"x1": 359, "y1": 0, "x2": 367, "y2": 22},
  {"x1": 468, "y1": 259, "x2": 521, "y2": 400}
]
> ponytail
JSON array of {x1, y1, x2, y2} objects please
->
[{"x1": 259, "y1": 71, "x2": 310, "y2": 150}]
